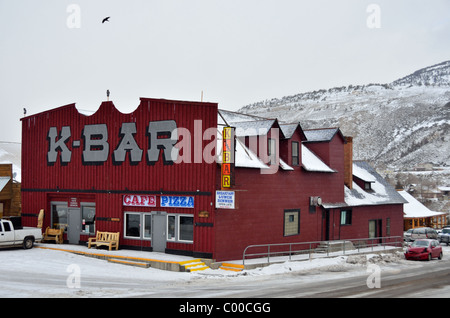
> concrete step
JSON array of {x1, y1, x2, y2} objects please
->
[
  {"x1": 179, "y1": 259, "x2": 210, "y2": 272},
  {"x1": 107, "y1": 258, "x2": 151, "y2": 268},
  {"x1": 315, "y1": 241, "x2": 356, "y2": 253},
  {"x1": 219, "y1": 263, "x2": 245, "y2": 272}
]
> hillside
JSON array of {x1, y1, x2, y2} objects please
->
[{"x1": 239, "y1": 60, "x2": 450, "y2": 170}]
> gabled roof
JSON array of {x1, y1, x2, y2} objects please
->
[
  {"x1": 323, "y1": 161, "x2": 407, "y2": 208},
  {"x1": 353, "y1": 162, "x2": 376, "y2": 183},
  {"x1": 216, "y1": 126, "x2": 292, "y2": 171},
  {"x1": 216, "y1": 128, "x2": 269, "y2": 170},
  {"x1": 233, "y1": 119, "x2": 279, "y2": 137},
  {"x1": 218, "y1": 109, "x2": 269, "y2": 126},
  {"x1": 0, "y1": 142, "x2": 21, "y2": 182},
  {"x1": 0, "y1": 177, "x2": 11, "y2": 192},
  {"x1": 218, "y1": 109, "x2": 285, "y2": 138},
  {"x1": 398, "y1": 191, "x2": 446, "y2": 218},
  {"x1": 303, "y1": 127, "x2": 345, "y2": 143},
  {"x1": 279, "y1": 123, "x2": 307, "y2": 141}
]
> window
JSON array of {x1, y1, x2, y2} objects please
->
[
  {"x1": 340, "y1": 210, "x2": 352, "y2": 225},
  {"x1": 292, "y1": 141, "x2": 299, "y2": 166},
  {"x1": 284, "y1": 209, "x2": 300, "y2": 236},
  {"x1": 179, "y1": 216, "x2": 194, "y2": 241},
  {"x1": 364, "y1": 182, "x2": 372, "y2": 191},
  {"x1": 386, "y1": 218, "x2": 391, "y2": 236},
  {"x1": 123, "y1": 213, "x2": 193, "y2": 242},
  {"x1": 125, "y1": 213, "x2": 141, "y2": 238},
  {"x1": 2, "y1": 221, "x2": 11, "y2": 232},
  {"x1": 268, "y1": 138, "x2": 276, "y2": 164},
  {"x1": 51, "y1": 204, "x2": 68, "y2": 230},
  {"x1": 167, "y1": 215, "x2": 176, "y2": 240},
  {"x1": 81, "y1": 206, "x2": 95, "y2": 235},
  {"x1": 143, "y1": 214, "x2": 152, "y2": 239},
  {"x1": 124, "y1": 212, "x2": 153, "y2": 240},
  {"x1": 167, "y1": 215, "x2": 194, "y2": 243}
]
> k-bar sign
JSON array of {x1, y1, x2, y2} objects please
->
[
  {"x1": 46, "y1": 121, "x2": 178, "y2": 166},
  {"x1": 221, "y1": 126, "x2": 235, "y2": 189}
]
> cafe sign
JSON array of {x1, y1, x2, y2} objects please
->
[{"x1": 123, "y1": 194, "x2": 157, "y2": 207}]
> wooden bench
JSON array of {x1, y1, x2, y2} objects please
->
[
  {"x1": 43, "y1": 227, "x2": 64, "y2": 244},
  {"x1": 88, "y1": 231, "x2": 120, "y2": 251}
]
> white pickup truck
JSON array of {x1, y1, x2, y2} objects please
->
[{"x1": 0, "y1": 219, "x2": 42, "y2": 249}]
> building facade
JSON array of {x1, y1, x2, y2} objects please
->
[{"x1": 21, "y1": 98, "x2": 405, "y2": 261}]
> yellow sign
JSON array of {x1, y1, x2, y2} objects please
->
[
  {"x1": 222, "y1": 175, "x2": 231, "y2": 188},
  {"x1": 222, "y1": 127, "x2": 234, "y2": 189}
]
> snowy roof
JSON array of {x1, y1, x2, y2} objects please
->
[
  {"x1": 323, "y1": 161, "x2": 406, "y2": 208},
  {"x1": 398, "y1": 190, "x2": 446, "y2": 218},
  {"x1": 301, "y1": 145, "x2": 335, "y2": 173},
  {"x1": 353, "y1": 163, "x2": 376, "y2": 183},
  {"x1": 0, "y1": 177, "x2": 11, "y2": 192},
  {"x1": 218, "y1": 109, "x2": 268, "y2": 125},
  {"x1": 216, "y1": 128, "x2": 269, "y2": 169},
  {"x1": 233, "y1": 119, "x2": 278, "y2": 137},
  {"x1": 303, "y1": 128, "x2": 342, "y2": 142},
  {"x1": 279, "y1": 123, "x2": 299, "y2": 139},
  {"x1": 216, "y1": 127, "x2": 294, "y2": 171},
  {"x1": 280, "y1": 123, "x2": 307, "y2": 140},
  {"x1": 0, "y1": 142, "x2": 21, "y2": 182},
  {"x1": 218, "y1": 110, "x2": 285, "y2": 138}
]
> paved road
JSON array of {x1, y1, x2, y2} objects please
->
[
  {"x1": 2, "y1": 246, "x2": 450, "y2": 298},
  {"x1": 139, "y1": 259, "x2": 450, "y2": 298}
]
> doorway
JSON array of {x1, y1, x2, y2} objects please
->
[
  {"x1": 151, "y1": 212, "x2": 167, "y2": 252},
  {"x1": 369, "y1": 219, "x2": 382, "y2": 242},
  {"x1": 68, "y1": 208, "x2": 81, "y2": 244},
  {"x1": 322, "y1": 209, "x2": 330, "y2": 241}
]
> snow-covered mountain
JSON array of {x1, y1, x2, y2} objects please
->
[{"x1": 239, "y1": 60, "x2": 450, "y2": 170}]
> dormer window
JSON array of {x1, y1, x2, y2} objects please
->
[
  {"x1": 292, "y1": 141, "x2": 299, "y2": 166},
  {"x1": 364, "y1": 182, "x2": 372, "y2": 191},
  {"x1": 268, "y1": 138, "x2": 276, "y2": 164}
]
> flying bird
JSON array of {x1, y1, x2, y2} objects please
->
[{"x1": 102, "y1": 17, "x2": 110, "y2": 23}]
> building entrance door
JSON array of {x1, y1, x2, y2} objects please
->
[
  {"x1": 152, "y1": 212, "x2": 167, "y2": 253},
  {"x1": 322, "y1": 209, "x2": 330, "y2": 241},
  {"x1": 369, "y1": 219, "x2": 382, "y2": 243},
  {"x1": 68, "y1": 208, "x2": 81, "y2": 244}
]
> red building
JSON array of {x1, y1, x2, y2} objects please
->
[{"x1": 21, "y1": 98, "x2": 405, "y2": 261}]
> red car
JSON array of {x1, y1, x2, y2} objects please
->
[{"x1": 405, "y1": 239, "x2": 443, "y2": 261}]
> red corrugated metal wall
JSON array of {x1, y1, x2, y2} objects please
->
[
  {"x1": 214, "y1": 131, "x2": 347, "y2": 261},
  {"x1": 21, "y1": 98, "x2": 217, "y2": 257}
]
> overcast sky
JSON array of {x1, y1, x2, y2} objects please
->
[{"x1": 0, "y1": 0, "x2": 449, "y2": 142}]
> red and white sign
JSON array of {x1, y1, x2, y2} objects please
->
[
  {"x1": 69, "y1": 197, "x2": 79, "y2": 208},
  {"x1": 123, "y1": 195, "x2": 157, "y2": 207}
]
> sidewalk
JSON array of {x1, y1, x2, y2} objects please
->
[
  {"x1": 35, "y1": 242, "x2": 403, "y2": 273},
  {"x1": 35, "y1": 243, "x2": 194, "y2": 272}
]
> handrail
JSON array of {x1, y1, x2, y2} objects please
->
[{"x1": 242, "y1": 236, "x2": 403, "y2": 266}]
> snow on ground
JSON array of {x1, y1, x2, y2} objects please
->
[{"x1": 0, "y1": 244, "x2": 449, "y2": 297}]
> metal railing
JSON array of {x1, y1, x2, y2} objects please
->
[{"x1": 242, "y1": 236, "x2": 403, "y2": 266}]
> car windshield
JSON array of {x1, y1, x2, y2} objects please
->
[
  {"x1": 442, "y1": 229, "x2": 450, "y2": 234},
  {"x1": 411, "y1": 240, "x2": 429, "y2": 247}
]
